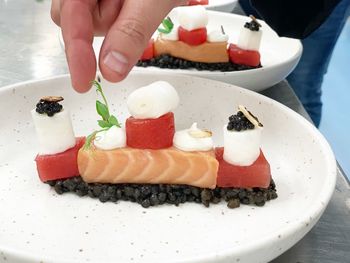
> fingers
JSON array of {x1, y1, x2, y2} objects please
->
[
  {"x1": 60, "y1": 0, "x2": 97, "y2": 92},
  {"x1": 99, "y1": 0, "x2": 186, "y2": 82},
  {"x1": 51, "y1": 0, "x2": 122, "y2": 35},
  {"x1": 93, "y1": 0, "x2": 122, "y2": 36},
  {"x1": 51, "y1": 0, "x2": 61, "y2": 26}
]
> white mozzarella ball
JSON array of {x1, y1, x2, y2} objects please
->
[
  {"x1": 178, "y1": 6, "x2": 208, "y2": 31},
  {"x1": 127, "y1": 81, "x2": 179, "y2": 119}
]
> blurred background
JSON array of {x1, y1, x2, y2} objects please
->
[{"x1": 319, "y1": 20, "x2": 350, "y2": 179}]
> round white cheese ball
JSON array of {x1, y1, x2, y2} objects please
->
[
  {"x1": 178, "y1": 5, "x2": 208, "y2": 31},
  {"x1": 127, "y1": 81, "x2": 179, "y2": 119}
]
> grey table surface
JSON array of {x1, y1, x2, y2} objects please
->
[{"x1": 0, "y1": 1, "x2": 349, "y2": 263}]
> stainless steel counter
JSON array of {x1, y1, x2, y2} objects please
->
[{"x1": 0, "y1": 1, "x2": 349, "y2": 262}]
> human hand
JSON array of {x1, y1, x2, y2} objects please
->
[{"x1": 51, "y1": 0, "x2": 188, "y2": 93}]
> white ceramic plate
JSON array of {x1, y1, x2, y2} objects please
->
[
  {"x1": 59, "y1": 11, "x2": 302, "y2": 91},
  {"x1": 0, "y1": 73, "x2": 335, "y2": 263}
]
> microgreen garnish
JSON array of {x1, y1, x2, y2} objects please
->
[
  {"x1": 83, "y1": 78, "x2": 121, "y2": 149},
  {"x1": 94, "y1": 79, "x2": 121, "y2": 128},
  {"x1": 157, "y1": 17, "x2": 174, "y2": 34}
]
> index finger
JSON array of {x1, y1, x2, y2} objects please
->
[{"x1": 60, "y1": 0, "x2": 97, "y2": 93}]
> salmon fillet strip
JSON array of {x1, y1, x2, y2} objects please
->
[{"x1": 78, "y1": 147, "x2": 219, "y2": 189}]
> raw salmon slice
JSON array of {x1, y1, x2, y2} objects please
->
[{"x1": 78, "y1": 147, "x2": 219, "y2": 189}]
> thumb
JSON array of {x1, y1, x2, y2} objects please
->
[{"x1": 99, "y1": 0, "x2": 187, "y2": 82}]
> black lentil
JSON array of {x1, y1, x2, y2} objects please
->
[
  {"x1": 124, "y1": 186, "x2": 134, "y2": 197},
  {"x1": 227, "y1": 198, "x2": 240, "y2": 208},
  {"x1": 158, "y1": 192, "x2": 167, "y2": 203},
  {"x1": 241, "y1": 198, "x2": 250, "y2": 205},
  {"x1": 137, "y1": 54, "x2": 261, "y2": 72},
  {"x1": 167, "y1": 192, "x2": 177, "y2": 202},
  {"x1": 201, "y1": 189, "x2": 212, "y2": 201},
  {"x1": 141, "y1": 199, "x2": 151, "y2": 208},
  {"x1": 115, "y1": 189, "x2": 122, "y2": 199},
  {"x1": 140, "y1": 186, "x2": 151, "y2": 197},
  {"x1": 98, "y1": 192, "x2": 109, "y2": 203},
  {"x1": 93, "y1": 185, "x2": 102, "y2": 197},
  {"x1": 183, "y1": 188, "x2": 191, "y2": 195},
  {"x1": 47, "y1": 177, "x2": 277, "y2": 209},
  {"x1": 150, "y1": 194, "x2": 160, "y2": 206},
  {"x1": 212, "y1": 197, "x2": 221, "y2": 204}
]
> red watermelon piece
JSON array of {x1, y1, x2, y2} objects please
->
[
  {"x1": 35, "y1": 137, "x2": 85, "y2": 182},
  {"x1": 126, "y1": 112, "x2": 175, "y2": 149},
  {"x1": 228, "y1": 44, "x2": 261, "y2": 67},
  {"x1": 140, "y1": 39, "x2": 154, "y2": 61},
  {"x1": 215, "y1": 147, "x2": 271, "y2": 188}
]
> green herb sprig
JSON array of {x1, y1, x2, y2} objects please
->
[
  {"x1": 157, "y1": 17, "x2": 174, "y2": 34},
  {"x1": 83, "y1": 78, "x2": 121, "y2": 150},
  {"x1": 94, "y1": 79, "x2": 121, "y2": 129}
]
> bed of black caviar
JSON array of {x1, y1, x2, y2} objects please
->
[
  {"x1": 136, "y1": 54, "x2": 261, "y2": 72},
  {"x1": 47, "y1": 176, "x2": 277, "y2": 209}
]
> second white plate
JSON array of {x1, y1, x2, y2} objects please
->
[{"x1": 59, "y1": 11, "x2": 302, "y2": 91}]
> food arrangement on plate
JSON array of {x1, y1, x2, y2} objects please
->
[
  {"x1": 0, "y1": 73, "x2": 336, "y2": 263},
  {"x1": 31, "y1": 79, "x2": 277, "y2": 209},
  {"x1": 137, "y1": 6, "x2": 262, "y2": 72}
]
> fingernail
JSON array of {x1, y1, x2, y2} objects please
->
[{"x1": 103, "y1": 51, "x2": 129, "y2": 75}]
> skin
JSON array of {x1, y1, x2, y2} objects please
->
[{"x1": 51, "y1": 0, "x2": 188, "y2": 93}]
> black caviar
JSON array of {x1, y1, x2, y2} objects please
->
[
  {"x1": 227, "y1": 111, "x2": 255, "y2": 131},
  {"x1": 46, "y1": 176, "x2": 277, "y2": 209},
  {"x1": 136, "y1": 54, "x2": 261, "y2": 72},
  {"x1": 244, "y1": 16, "x2": 261, "y2": 32},
  {"x1": 36, "y1": 97, "x2": 63, "y2": 117}
]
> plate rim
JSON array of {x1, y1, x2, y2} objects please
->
[{"x1": 0, "y1": 73, "x2": 337, "y2": 263}]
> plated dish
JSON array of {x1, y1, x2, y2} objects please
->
[
  {"x1": 138, "y1": 7, "x2": 263, "y2": 72},
  {"x1": 0, "y1": 73, "x2": 335, "y2": 263},
  {"x1": 59, "y1": 10, "x2": 302, "y2": 91},
  {"x1": 32, "y1": 79, "x2": 277, "y2": 209}
]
